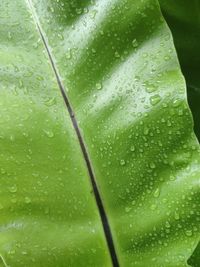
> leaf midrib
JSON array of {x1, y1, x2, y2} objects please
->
[{"x1": 26, "y1": 0, "x2": 119, "y2": 266}]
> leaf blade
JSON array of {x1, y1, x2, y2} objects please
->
[
  {"x1": 30, "y1": 0, "x2": 200, "y2": 266},
  {"x1": 0, "y1": 1, "x2": 112, "y2": 266}
]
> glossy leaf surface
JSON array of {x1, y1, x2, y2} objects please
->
[
  {"x1": 0, "y1": 1, "x2": 111, "y2": 266},
  {"x1": 0, "y1": 0, "x2": 200, "y2": 266}
]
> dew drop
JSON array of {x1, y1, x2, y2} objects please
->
[
  {"x1": 9, "y1": 185, "x2": 17, "y2": 193},
  {"x1": 130, "y1": 145, "x2": 135, "y2": 152},
  {"x1": 44, "y1": 129, "x2": 54, "y2": 138},
  {"x1": 65, "y1": 49, "x2": 71, "y2": 59},
  {"x1": 150, "y1": 162, "x2": 156, "y2": 169},
  {"x1": 125, "y1": 207, "x2": 131, "y2": 213},
  {"x1": 114, "y1": 51, "x2": 120, "y2": 58},
  {"x1": 150, "y1": 94, "x2": 161, "y2": 106},
  {"x1": 185, "y1": 230, "x2": 193, "y2": 237},
  {"x1": 132, "y1": 39, "x2": 138, "y2": 48},
  {"x1": 95, "y1": 83, "x2": 102, "y2": 90},
  {"x1": 25, "y1": 197, "x2": 31, "y2": 204},
  {"x1": 153, "y1": 188, "x2": 160, "y2": 198},
  {"x1": 174, "y1": 211, "x2": 180, "y2": 220},
  {"x1": 44, "y1": 97, "x2": 56, "y2": 107},
  {"x1": 120, "y1": 159, "x2": 126, "y2": 166}
]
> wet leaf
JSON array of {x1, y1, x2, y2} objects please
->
[{"x1": 0, "y1": 0, "x2": 199, "y2": 266}]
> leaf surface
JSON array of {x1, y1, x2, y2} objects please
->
[
  {"x1": 0, "y1": 0, "x2": 199, "y2": 267},
  {"x1": 0, "y1": 1, "x2": 111, "y2": 266}
]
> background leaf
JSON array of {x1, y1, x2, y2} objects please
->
[{"x1": 159, "y1": 0, "x2": 200, "y2": 141}]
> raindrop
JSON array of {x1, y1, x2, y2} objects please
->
[
  {"x1": 174, "y1": 212, "x2": 180, "y2": 220},
  {"x1": 125, "y1": 207, "x2": 131, "y2": 213},
  {"x1": 185, "y1": 230, "x2": 193, "y2": 237},
  {"x1": 95, "y1": 83, "x2": 102, "y2": 90},
  {"x1": 25, "y1": 197, "x2": 31, "y2": 204},
  {"x1": 132, "y1": 39, "x2": 138, "y2": 48},
  {"x1": 149, "y1": 162, "x2": 156, "y2": 169},
  {"x1": 9, "y1": 184, "x2": 17, "y2": 193},
  {"x1": 150, "y1": 94, "x2": 161, "y2": 106},
  {"x1": 130, "y1": 145, "x2": 135, "y2": 152},
  {"x1": 44, "y1": 97, "x2": 56, "y2": 107},
  {"x1": 120, "y1": 159, "x2": 126, "y2": 166},
  {"x1": 44, "y1": 129, "x2": 54, "y2": 138},
  {"x1": 153, "y1": 188, "x2": 160, "y2": 198},
  {"x1": 65, "y1": 49, "x2": 71, "y2": 59},
  {"x1": 114, "y1": 51, "x2": 120, "y2": 58}
]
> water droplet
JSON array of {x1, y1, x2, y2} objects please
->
[
  {"x1": 150, "y1": 162, "x2": 156, "y2": 169},
  {"x1": 114, "y1": 51, "x2": 120, "y2": 58},
  {"x1": 75, "y1": 8, "x2": 82, "y2": 15},
  {"x1": 90, "y1": 10, "x2": 97, "y2": 19},
  {"x1": 130, "y1": 145, "x2": 135, "y2": 152},
  {"x1": 44, "y1": 129, "x2": 54, "y2": 138},
  {"x1": 44, "y1": 97, "x2": 56, "y2": 107},
  {"x1": 65, "y1": 49, "x2": 71, "y2": 59},
  {"x1": 120, "y1": 159, "x2": 126, "y2": 166},
  {"x1": 172, "y1": 99, "x2": 181, "y2": 107},
  {"x1": 95, "y1": 83, "x2": 102, "y2": 90},
  {"x1": 185, "y1": 230, "x2": 193, "y2": 237},
  {"x1": 125, "y1": 207, "x2": 131, "y2": 213},
  {"x1": 57, "y1": 33, "x2": 64, "y2": 40},
  {"x1": 9, "y1": 184, "x2": 17, "y2": 193},
  {"x1": 132, "y1": 39, "x2": 138, "y2": 48},
  {"x1": 150, "y1": 94, "x2": 161, "y2": 106},
  {"x1": 174, "y1": 212, "x2": 180, "y2": 220},
  {"x1": 8, "y1": 31, "x2": 12, "y2": 40},
  {"x1": 1, "y1": 168, "x2": 6, "y2": 174},
  {"x1": 150, "y1": 204, "x2": 157, "y2": 210},
  {"x1": 25, "y1": 197, "x2": 31, "y2": 204},
  {"x1": 164, "y1": 55, "x2": 170, "y2": 61},
  {"x1": 145, "y1": 84, "x2": 157, "y2": 93},
  {"x1": 144, "y1": 127, "x2": 149, "y2": 135},
  {"x1": 153, "y1": 188, "x2": 160, "y2": 198}
]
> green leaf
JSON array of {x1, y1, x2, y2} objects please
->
[
  {"x1": 159, "y1": 0, "x2": 200, "y2": 140},
  {"x1": 188, "y1": 242, "x2": 200, "y2": 267},
  {"x1": 0, "y1": 0, "x2": 199, "y2": 266},
  {"x1": 0, "y1": 1, "x2": 111, "y2": 266}
]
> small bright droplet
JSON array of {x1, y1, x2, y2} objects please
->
[
  {"x1": 132, "y1": 39, "x2": 138, "y2": 48},
  {"x1": 174, "y1": 212, "x2": 180, "y2": 220},
  {"x1": 9, "y1": 185, "x2": 17, "y2": 193},
  {"x1": 150, "y1": 94, "x2": 161, "y2": 106},
  {"x1": 95, "y1": 83, "x2": 102, "y2": 90},
  {"x1": 25, "y1": 197, "x2": 31, "y2": 204},
  {"x1": 130, "y1": 145, "x2": 135, "y2": 152},
  {"x1": 125, "y1": 207, "x2": 131, "y2": 213},
  {"x1": 114, "y1": 51, "x2": 120, "y2": 58},
  {"x1": 172, "y1": 99, "x2": 181, "y2": 107},
  {"x1": 185, "y1": 230, "x2": 193, "y2": 237},
  {"x1": 153, "y1": 188, "x2": 160, "y2": 198},
  {"x1": 165, "y1": 221, "x2": 171, "y2": 228},
  {"x1": 44, "y1": 97, "x2": 56, "y2": 107},
  {"x1": 150, "y1": 204, "x2": 157, "y2": 210},
  {"x1": 65, "y1": 49, "x2": 71, "y2": 59},
  {"x1": 120, "y1": 159, "x2": 126, "y2": 166},
  {"x1": 144, "y1": 127, "x2": 149, "y2": 135},
  {"x1": 44, "y1": 129, "x2": 54, "y2": 138},
  {"x1": 150, "y1": 162, "x2": 156, "y2": 169}
]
